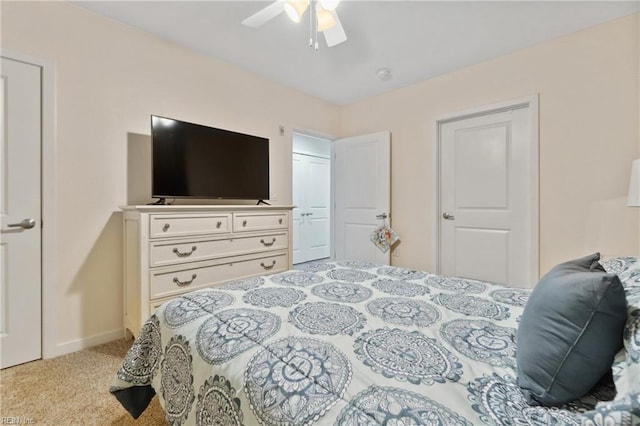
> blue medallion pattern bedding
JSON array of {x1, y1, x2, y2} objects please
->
[{"x1": 111, "y1": 258, "x2": 640, "y2": 425}]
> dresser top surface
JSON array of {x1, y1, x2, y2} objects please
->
[{"x1": 120, "y1": 205, "x2": 295, "y2": 213}]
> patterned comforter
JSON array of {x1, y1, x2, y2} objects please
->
[{"x1": 111, "y1": 259, "x2": 640, "y2": 425}]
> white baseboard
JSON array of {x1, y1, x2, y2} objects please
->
[{"x1": 54, "y1": 328, "x2": 125, "y2": 357}]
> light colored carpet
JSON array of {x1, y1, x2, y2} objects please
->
[{"x1": 0, "y1": 339, "x2": 166, "y2": 425}]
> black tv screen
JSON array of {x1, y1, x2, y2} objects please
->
[{"x1": 151, "y1": 115, "x2": 269, "y2": 200}]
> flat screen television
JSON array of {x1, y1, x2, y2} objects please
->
[{"x1": 151, "y1": 115, "x2": 269, "y2": 202}]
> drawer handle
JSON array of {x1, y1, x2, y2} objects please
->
[
  {"x1": 260, "y1": 238, "x2": 276, "y2": 247},
  {"x1": 173, "y1": 274, "x2": 197, "y2": 287},
  {"x1": 173, "y1": 246, "x2": 197, "y2": 257},
  {"x1": 216, "y1": 221, "x2": 222, "y2": 229},
  {"x1": 260, "y1": 260, "x2": 276, "y2": 270},
  {"x1": 162, "y1": 223, "x2": 170, "y2": 232},
  {"x1": 242, "y1": 220, "x2": 247, "y2": 227},
  {"x1": 279, "y1": 218, "x2": 283, "y2": 225}
]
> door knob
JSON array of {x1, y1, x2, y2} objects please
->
[
  {"x1": 7, "y1": 218, "x2": 37, "y2": 229},
  {"x1": 442, "y1": 212, "x2": 455, "y2": 220},
  {"x1": 376, "y1": 213, "x2": 388, "y2": 220}
]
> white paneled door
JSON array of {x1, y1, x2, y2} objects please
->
[
  {"x1": 292, "y1": 153, "x2": 331, "y2": 264},
  {"x1": 439, "y1": 102, "x2": 537, "y2": 288},
  {"x1": 334, "y1": 131, "x2": 391, "y2": 264},
  {"x1": 0, "y1": 57, "x2": 42, "y2": 368}
]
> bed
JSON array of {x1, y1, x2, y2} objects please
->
[{"x1": 111, "y1": 257, "x2": 640, "y2": 425}]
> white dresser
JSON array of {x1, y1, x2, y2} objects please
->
[{"x1": 121, "y1": 205, "x2": 294, "y2": 336}]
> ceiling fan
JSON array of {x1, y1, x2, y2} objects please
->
[{"x1": 242, "y1": 0, "x2": 347, "y2": 49}]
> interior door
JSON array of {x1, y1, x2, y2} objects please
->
[
  {"x1": 292, "y1": 153, "x2": 330, "y2": 264},
  {"x1": 292, "y1": 154, "x2": 304, "y2": 263},
  {"x1": 0, "y1": 57, "x2": 43, "y2": 368},
  {"x1": 439, "y1": 104, "x2": 537, "y2": 288},
  {"x1": 334, "y1": 131, "x2": 391, "y2": 264}
]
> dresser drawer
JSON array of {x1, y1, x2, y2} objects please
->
[
  {"x1": 149, "y1": 252, "x2": 288, "y2": 300},
  {"x1": 233, "y1": 212, "x2": 288, "y2": 232},
  {"x1": 150, "y1": 296, "x2": 173, "y2": 313},
  {"x1": 150, "y1": 232, "x2": 289, "y2": 267},
  {"x1": 149, "y1": 213, "x2": 231, "y2": 238}
]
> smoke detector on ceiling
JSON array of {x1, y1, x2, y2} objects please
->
[{"x1": 377, "y1": 68, "x2": 392, "y2": 81}]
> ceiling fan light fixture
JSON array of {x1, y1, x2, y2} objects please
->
[
  {"x1": 242, "y1": 0, "x2": 347, "y2": 49},
  {"x1": 319, "y1": 0, "x2": 340, "y2": 11},
  {"x1": 316, "y1": 6, "x2": 337, "y2": 32},
  {"x1": 284, "y1": 0, "x2": 309, "y2": 23}
]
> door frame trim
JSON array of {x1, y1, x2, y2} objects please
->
[
  {"x1": 431, "y1": 95, "x2": 539, "y2": 284},
  {"x1": 290, "y1": 128, "x2": 337, "y2": 263},
  {"x1": 1, "y1": 49, "x2": 57, "y2": 359}
]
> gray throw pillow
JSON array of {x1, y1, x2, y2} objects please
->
[{"x1": 516, "y1": 252, "x2": 627, "y2": 406}]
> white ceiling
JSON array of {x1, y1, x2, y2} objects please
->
[{"x1": 73, "y1": 1, "x2": 639, "y2": 105}]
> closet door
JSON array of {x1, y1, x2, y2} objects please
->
[
  {"x1": 439, "y1": 103, "x2": 537, "y2": 288},
  {"x1": 292, "y1": 153, "x2": 330, "y2": 264},
  {"x1": 304, "y1": 156, "x2": 330, "y2": 261}
]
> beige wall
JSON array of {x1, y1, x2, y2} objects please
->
[
  {"x1": 1, "y1": 1, "x2": 340, "y2": 351},
  {"x1": 2, "y1": 2, "x2": 639, "y2": 352},
  {"x1": 341, "y1": 13, "x2": 640, "y2": 275}
]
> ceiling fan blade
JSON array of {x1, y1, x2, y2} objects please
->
[
  {"x1": 242, "y1": 0, "x2": 285, "y2": 28},
  {"x1": 322, "y1": 10, "x2": 347, "y2": 47}
]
